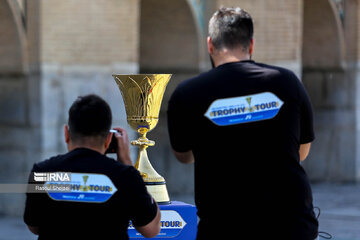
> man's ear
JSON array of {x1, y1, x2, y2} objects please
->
[
  {"x1": 207, "y1": 36, "x2": 214, "y2": 55},
  {"x1": 64, "y1": 125, "x2": 71, "y2": 144},
  {"x1": 104, "y1": 131, "x2": 113, "y2": 149},
  {"x1": 249, "y1": 38, "x2": 254, "y2": 56}
]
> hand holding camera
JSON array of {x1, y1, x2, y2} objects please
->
[{"x1": 106, "y1": 128, "x2": 132, "y2": 166}]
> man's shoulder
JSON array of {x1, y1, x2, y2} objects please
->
[
  {"x1": 179, "y1": 61, "x2": 299, "y2": 87},
  {"x1": 176, "y1": 71, "x2": 211, "y2": 91},
  {"x1": 169, "y1": 61, "x2": 301, "y2": 104},
  {"x1": 31, "y1": 150, "x2": 140, "y2": 190},
  {"x1": 170, "y1": 69, "x2": 218, "y2": 102},
  {"x1": 32, "y1": 149, "x2": 133, "y2": 173},
  {"x1": 32, "y1": 153, "x2": 67, "y2": 172},
  {"x1": 255, "y1": 62, "x2": 299, "y2": 80}
]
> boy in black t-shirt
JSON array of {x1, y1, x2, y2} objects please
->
[
  {"x1": 167, "y1": 7, "x2": 318, "y2": 240},
  {"x1": 24, "y1": 94, "x2": 160, "y2": 240}
]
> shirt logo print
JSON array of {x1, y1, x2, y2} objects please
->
[{"x1": 204, "y1": 92, "x2": 284, "y2": 126}]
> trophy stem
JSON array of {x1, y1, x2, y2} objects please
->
[{"x1": 134, "y1": 145, "x2": 170, "y2": 204}]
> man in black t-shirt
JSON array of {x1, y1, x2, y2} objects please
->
[
  {"x1": 24, "y1": 94, "x2": 160, "y2": 240},
  {"x1": 167, "y1": 8, "x2": 318, "y2": 240}
]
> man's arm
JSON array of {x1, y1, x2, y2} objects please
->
[
  {"x1": 299, "y1": 143, "x2": 311, "y2": 161},
  {"x1": 297, "y1": 78, "x2": 314, "y2": 162},
  {"x1": 172, "y1": 149, "x2": 194, "y2": 164},
  {"x1": 128, "y1": 167, "x2": 161, "y2": 238},
  {"x1": 167, "y1": 84, "x2": 195, "y2": 165},
  {"x1": 134, "y1": 207, "x2": 161, "y2": 238}
]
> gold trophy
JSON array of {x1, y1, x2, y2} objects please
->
[{"x1": 113, "y1": 74, "x2": 171, "y2": 204}]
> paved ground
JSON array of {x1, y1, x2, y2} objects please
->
[
  {"x1": 0, "y1": 217, "x2": 36, "y2": 240},
  {"x1": 312, "y1": 183, "x2": 360, "y2": 240},
  {"x1": 0, "y1": 183, "x2": 359, "y2": 240}
]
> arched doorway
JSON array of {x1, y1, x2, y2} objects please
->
[
  {"x1": 302, "y1": 0, "x2": 359, "y2": 181},
  {"x1": 139, "y1": 0, "x2": 201, "y2": 198},
  {"x1": 0, "y1": 0, "x2": 41, "y2": 216},
  {"x1": 139, "y1": 0, "x2": 200, "y2": 73},
  {"x1": 0, "y1": 0, "x2": 26, "y2": 73}
]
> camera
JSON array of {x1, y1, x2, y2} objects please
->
[{"x1": 105, "y1": 129, "x2": 118, "y2": 154}]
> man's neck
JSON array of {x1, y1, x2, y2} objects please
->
[
  {"x1": 212, "y1": 48, "x2": 251, "y2": 67},
  {"x1": 67, "y1": 143, "x2": 105, "y2": 155}
]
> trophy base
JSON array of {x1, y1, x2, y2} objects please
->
[
  {"x1": 128, "y1": 201, "x2": 198, "y2": 239},
  {"x1": 145, "y1": 182, "x2": 170, "y2": 205}
]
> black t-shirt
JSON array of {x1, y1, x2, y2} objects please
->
[
  {"x1": 24, "y1": 148, "x2": 157, "y2": 240},
  {"x1": 167, "y1": 60, "x2": 318, "y2": 239}
]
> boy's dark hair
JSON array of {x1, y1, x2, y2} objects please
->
[
  {"x1": 209, "y1": 7, "x2": 254, "y2": 51},
  {"x1": 68, "y1": 94, "x2": 112, "y2": 142}
]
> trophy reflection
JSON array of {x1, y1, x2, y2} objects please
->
[{"x1": 113, "y1": 74, "x2": 171, "y2": 204}]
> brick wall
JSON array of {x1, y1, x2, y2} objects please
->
[
  {"x1": 40, "y1": 0, "x2": 304, "y2": 68},
  {"x1": 216, "y1": 0, "x2": 303, "y2": 63},
  {"x1": 41, "y1": 0, "x2": 139, "y2": 65}
]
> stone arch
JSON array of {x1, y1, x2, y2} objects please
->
[
  {"x1": 302, "y1": 0, "x2": 360, "y2": 181},
  {"x1": 139, "y1": 0, "x2": 200, "y2": 73},
  {"x1": 0, "y1": 0, "x2": 27, "y2": 73},
  {"x1": 302, "y1": 0, "x2": 346, "y2": 69},
  {"x1": 0, "y1": 0, "x2": 41, "y2": 216}
]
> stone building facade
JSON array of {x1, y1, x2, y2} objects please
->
[{"x1": 0, "y1": 0, "x2": 360, "y2": 215}]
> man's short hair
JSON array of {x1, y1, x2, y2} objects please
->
[
  {"x1": 68, "y1": 94, "x2": 112, "y2": 142},
  {"x1": 209, "y1": 7, "x2": 254, "y2": 51}
]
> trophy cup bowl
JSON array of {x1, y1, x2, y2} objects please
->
[{"x1": 113, "y1": 74, "x2": 171, "y2": 204}]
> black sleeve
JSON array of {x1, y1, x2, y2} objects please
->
[
  {"x1": 298, "y1": 80, "x2": 315, "y2": 144},
  {"x1": 126, "y1": 167, "x2": 158, "y2": 227},
  {"x1": 167, "y1": 86, "x2": 192, "y2": 152},
  {"x1": 23, "y1": 164, "x2": 43, "y2": 227}
]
